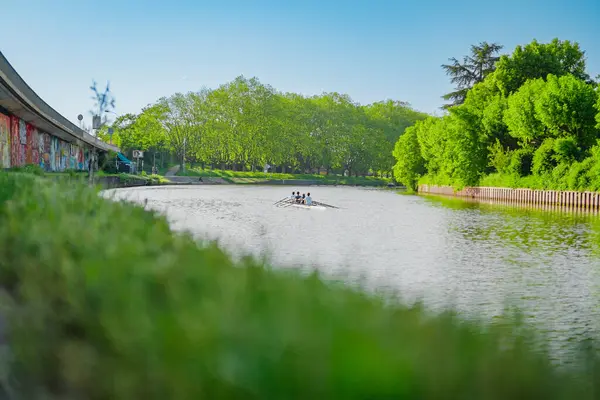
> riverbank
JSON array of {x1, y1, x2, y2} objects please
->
[
  {"x1": 0, "y1": 172, "x2": 598, "y2": 398},
  {"x1": 177, "y1": 166, "x2": 391, "y2": 186},
  {"x1": 5, "y1": 165, "x2": 173, "y2": 189},
  {"x1": 419, "y1": 184, "x2": 600, "y2": 211}
]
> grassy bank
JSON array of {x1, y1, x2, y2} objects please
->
[
  {"x1": 479, "y1": 171, "x2": 600, "y2": 192},
  {"x1": 0, "y1": 173, "x2": 598, "y2": 398},
  {"x1": 6, "y1": 164, "x2": 170, "y2": 186},
  {"x1": 178, "y1": 166, "x2": 390, "y2": 186},
  {"x1": 421, "y1": 171, "x2": 600, "y2": 193}
]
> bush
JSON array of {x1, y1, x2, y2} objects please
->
[
  {"x1": 553, "y1": 137, "x2": 580, "y2": 163},
  {"x1": 99, "y1": 151, "x2": 119, "y2": 174},
  {"x1": 532, "y1": 138, "x2": 555, "y2": 176},
  {"x1": 0, "y1": 173, "x2": 598, "y2": 399},
  {"x1": 8, "y1": 164, "x2": 45, "y2": 176},
  {"x1": 488, "y1": 139, "x2": 513, "y2": 174},
  {"x1": 507, "y1": 148, "x2": 533, "y2": 176}
]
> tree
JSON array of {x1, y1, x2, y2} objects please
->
[
  {"x1": 503, "y1": 78, "x2": 547, "y2": 146},
  {"x1": 441, "y1": 42, "x2": 503, "y2": 108},
  {"x1": 534, "y1": 74, "x2": 598, "y2": 148},
  {"x1": 157, "y1": 92, "x2": 202, "y2": 169},
  {"x1": 98, "y1": 113, "x2": 137, "y2": 149},
  {"x1": 494, "y1": 38, "x2": 590, "y2": 96},
  {"x1": 392, "y1": 126, "x2": 425, "y2": 190},
  {"x1": 596, "y1": 86, "x2": 600, "y2": 129},
  {"x1": 105, "y1": 76, "x2": 428, "y2": 176},
  {"x1": 89, "y1": 80, "x2": 116, "y2": 130},
  {"x1": 504, "y1": 75, "x2": 599, "y2": 150}
]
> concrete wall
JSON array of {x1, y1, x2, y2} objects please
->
[
  {"x1": 0, "y1": 110, "x2": 89, "y2": 171},
  {"x1": 419, "y1": 184, "x2": 600, "y2": 211}
]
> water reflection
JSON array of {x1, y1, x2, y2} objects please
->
[
  {"x1": 105, "y1": 186, "x2": 600, "y2": 358},
  {"x1": 422, "y1": 194, "x2": 600, "y2": 357},
  {"x1": 424, "y1": 195, "x2": 600, "y2": 255}
]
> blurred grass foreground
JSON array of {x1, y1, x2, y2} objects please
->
[{"x1": 0, "y1": 172, "x2": 598, "y2": 399}]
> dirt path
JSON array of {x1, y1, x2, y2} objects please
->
[{"x1": 165, "y1": 165, "x2": 180, "y2": 177}]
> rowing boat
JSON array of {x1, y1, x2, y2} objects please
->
[
  {"x1": 273, "y1": 197, "x2": 339, "y2": 210},
  {"x1": 275, "y1": 199, "x2": 327, "y2": 210},
  {"x1": 288, "y1": 203, "x2": 327, "y2": 210}
]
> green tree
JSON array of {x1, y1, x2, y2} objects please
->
[
  {"x1": 441, "y1": 42, "x2": 503, "y2": 108},
  {"x1": 494, "y1": 39, "x2": 590, "y2": 96},
  {"x1": 596, "y1": 85, "x2": 600, "y2": 129},
  {"x1": 504, "y1": 75, "x2": 598, "y2": 150},
  {"x1": 392, "y1": 126, "x2": 425, "y2": 190},
  {"x1": 158, "y1": 92, "x2": 204, "y2": 169},
  {"x1": 504, "y1": 78, "x2": 547, "y2": 146},
  {"x1": 534, "y1": 74, "x2": 598, "y2": 148}
]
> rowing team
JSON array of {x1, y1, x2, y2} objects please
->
[{"x1": 291, "y1": 191, "x2": 312, "y2": 205}]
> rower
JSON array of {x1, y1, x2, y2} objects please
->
[
  {"x1": 301, "y1": 193, "x2": 306, "y2": 204},
  {"x1": 295, "y1": 191, "x2": 302, "y2": 203},
  {"x1": 290, "y1": 191, "x2": 296, "y2": 200},
  {"x1": 305, "y1": 192, "x2": 312, "y2": 206}
]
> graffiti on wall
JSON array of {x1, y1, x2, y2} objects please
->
[
  {"x1": 0, "y1": 114, "x2": 10, "y2": 168},
  {"x1": 38, "y1": 131, "x2": 45, "y2": 170},
  {"x1": 2, "y1": 113, "x2": 91, "y2": 172},
  {"x1": 10, "y1": 116, "x2": 19, "y2": 166},
  {"x1": 18, "y1": 119, "x2": 26, "y2": 166},
  {"x1": 51, "y1": 136, "x2": 57, "y2": 171},
  {"x1": 26, "y1": 123, "x2": 33, "y2": 165}
]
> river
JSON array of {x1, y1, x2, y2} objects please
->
[{"x1": 104, "y1": 185, "x2": 600, "y2": 358}]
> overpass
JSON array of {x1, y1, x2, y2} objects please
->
[{"x1": 0, "y1": 51, "x2": 119, "y2": 171}]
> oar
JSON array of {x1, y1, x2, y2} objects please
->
[
  {"x1": 313, "y1": 201, "x2": 339, "y2": 209},
  {"x1": 273, "y1": 197, "x2": 289, "y2": 206},
  {"x1": 281, "y1": 199, "x2": 297, "y2": 208}
]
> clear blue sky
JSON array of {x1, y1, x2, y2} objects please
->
[{"x1": 2, "y1": 0, "x2": 599, "y2": 125}]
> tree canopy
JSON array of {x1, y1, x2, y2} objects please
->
[
  {"x1": 103, "y1": 76, "x2": 428, "y2": 176},
  {"x1": 441, "y1": 42, "x2": 503, "y2": 108},
  {"x1": 394, "y1": 38, "x2": 600, "y2": 191}
]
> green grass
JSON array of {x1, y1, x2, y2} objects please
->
[
  {"x1": 479, "y1": 173, "x2": 551, "y2": 190},
  {"x1": 0, "y1": 172, "x2": 598, "y2": 398},
  {"x1": 178, "y1": 166, "x2": 390, "y2": 186},
  {"x1": 422, "y1": 171, "x2": 600, "y2": 193},
  {"x1": 5, "y1": 164, "x2": 170, "y2": 185}
]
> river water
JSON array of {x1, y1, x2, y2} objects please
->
[{"x1": 104, "y1": 185, "x2": 600, "y2": 357}]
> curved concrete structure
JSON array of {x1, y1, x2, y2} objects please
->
[{"x1": 0, "y1": 51, "x2": 118, "y2": 169}]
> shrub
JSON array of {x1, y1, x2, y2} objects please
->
[
  {"x1": 488, "y1": 139, "x2": 513, "y2": 174},
  {"x1": 507, "y1": 148, "x2": 533, "y2": 176},
  {"x1": 532, "y1": 138, "x2": 557, "y2": 176},
  {"x1": 553, "y1": 137, "x2": 580, "y2": 163},
  {"x1": 8, "y1": 164, "x2": 45, "y2": 176},
  {"x1": 99, "y1": 151, "x2": 119, "y2": 174},
  {"x1": 0, "y1": 173, "x2": 597, "y2": 399}
]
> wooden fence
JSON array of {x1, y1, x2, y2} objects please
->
[{"x1": 418, "y1": 185, "x2": 600, "y2": 211}]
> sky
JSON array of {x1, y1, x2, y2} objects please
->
[{"x1": 2, "y1": 0, "x2": 599, "y2": 126}]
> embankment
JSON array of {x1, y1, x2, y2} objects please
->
[
  {"x1": 419, "y1": 184, "x2": 600, "y2": 211},
  {"x1": 45, "y1": 174, "x2": 168, "y2": 189},
  {"x1": 0, "y1": 172, "x2": 598, "y2": 398}
]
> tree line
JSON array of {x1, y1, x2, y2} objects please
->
[
  {"x1": 393, "y1": 38, "x2": 600, "y2": 191},
  {"x1": 100, "y1": 78, "x2": 427, "y2": 176}
]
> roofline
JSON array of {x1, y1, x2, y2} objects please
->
[{"x1": 0, "y1": 51, "x2": 119, "y2": 153}]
